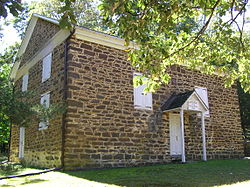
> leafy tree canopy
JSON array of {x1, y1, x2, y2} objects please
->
[
  {"x1": 0, "y1": 0, "x2": 101, "y2": 144},
  {"x1": 59, "y1": 0, "x2": 246, "y2": 93},
  {"x1": 97, "y1": 0, "x2": 250, "y2": 92},
  {"x1": 0, "y1": 0, "x2": 22, "y2": 18},
  {"x1": 10, "y1": 0, "x2": 104, "y2": 39},
  {"x1": 0, "y1": 43, "x2": 19, "y2": 144},
  {"x1": 0, "y1": 43, "x2": 65, "y2": 144}
]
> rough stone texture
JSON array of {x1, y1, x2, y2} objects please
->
[
  {"x1": 9, "y1": 42, "x2": 65, "y2": 168},
  {"x1": 9, "y1": 125, "x2": 20, "y2": 163},
  {"x1": 10, "y1": 18, "x2": 244, "y2": 169},
  {"x1": 63, "y1": 36, "x2": 244, "y2": 169},
  {"x1": 19, "y1": 19, "x2": 60, "y2": 68}
]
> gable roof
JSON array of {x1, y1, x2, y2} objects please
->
[
  {"x1": 161, "y1": 91, "x2": 194, "y2": 111},
  {"x1": 10, "y1": 14, "x2": 224, "y2": 82},
  {"x1": 161, "y1": 90, "x2": 209, "y2": 112},
  {"x1": 10, "y1": 14, "x2": 60, "y2": 81},
  {"x1": 17, "y1": 14, "x2": 59, "y2": 58},
  {"x1": 10, "y1": 14, "x2": 137, "y2": 81}
]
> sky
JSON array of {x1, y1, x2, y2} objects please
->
[
  {"x1": 0, "y1": 0, "x2": 43, "y2": 53},
  {"x1": 0, "y1": 1, "x2": 249, "y2": 54},
  {"x1": 0, "y1": 17, "x2": 20, "y2": 52}
]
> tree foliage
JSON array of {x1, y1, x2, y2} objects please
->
[
  {"x1": 96, "y1": 0, "x2": 250, "y2": 92},
  {"x1": 10, "y1": 2, "x2": 31, "y2": 38},
  {"x1": 10, "y1": 0, "x2": 104, "y2": 34},
  {"x1": 0, "y1": 43, "x2": 65, "y2": 144},
  {"x1": 238, "y1": 83, "x2": 250, "y2": 139},
  {"x1": 0, "y1": 43, "x2": 18, "y2": 143},
  {"x1": 0, "y1": 0, "x2": 22, "y2": 18}
]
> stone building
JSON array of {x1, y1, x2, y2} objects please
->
[{"x1": 9, "y1": 14, "x2": 244, "y2": 169}]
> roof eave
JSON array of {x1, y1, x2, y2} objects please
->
[
  {"x1": 74, "y1": 26, "x2": 138, "y2": 50},
  {"x1": 183, "y1": 91, "x2": 209, "y2": 111},
  {"x1": 162, "y1": 107, "x2": 182, "y2": 113}
]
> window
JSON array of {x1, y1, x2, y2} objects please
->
[
  {"x1": 39, "y1": 92, "x2": 50, "y2": 130},
  {"x1": 133, "y1": 73, "x2": 152, "y2": 109},
  {"x1": 42, "y1": 53, "x2": 52, "y2": 82},
  {"x1": 195, "y1": 87, "x2": 209, "y2": 116},
  {"x1": 22, "y1": 73, "x2": 29, "y2": 92}
]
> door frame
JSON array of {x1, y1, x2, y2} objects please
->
[{"x1": 169, "y1": 113, "x2": 182, "y2": 156}]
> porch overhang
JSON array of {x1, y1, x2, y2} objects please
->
[{"x1": 161, "y1": 90, "x2": 209, "y2": 163}]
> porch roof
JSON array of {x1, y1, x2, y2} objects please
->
[{"x1": 161, "y1": 91, "x2": 194, "y2": 111}]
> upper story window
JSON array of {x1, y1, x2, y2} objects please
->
[
  {"x1": 22, "y1": 73, "x2": 29, "y2": 92},
  {"x1": 133, "y1": 73, "x2": 152, "y2": 110},
  {"x1": 195, "y1": 87, "x2": 209, "y2": 116},
  {"x1": 42, "y1": 53, "x2": 52, "y2": 83},
  {"x1": 39, "y1": 92, "x2": 50, "y2": 130}
]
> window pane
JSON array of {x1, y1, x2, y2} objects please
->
[
  {"x1": 42, "y1": 53, "x2": 52, "y2": 82},
  {"x1": 133, "y1": 73, "x2": 152, "y2": 109},
  {"x1": 22, "y1": 74, "x2": 29, "y2": 92}
]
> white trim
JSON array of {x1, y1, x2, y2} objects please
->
[
  {"x1": 14, "y1": 29, "x2": 71, "y2": 82},
  {"x1": 10, "y1": 16, "x2": 39, "y2": 80},
  {"x1": 134, "y1": 106, "x2": 153, "y2": 111},
  {"x1": 183, "y1": 91, "x2": 209, "y2": 111},
  {"x1": 162, "y1": 91, "x2": 209, "y2": 113},
  {"x1": 32, "y1": 13, "x2": 59, "y2": 25},
  {"x1": 10, "y1": 14, "x2": 62, "y2": 81},
  {"x1": 21, "y1": 73, "x2": 29, "y2": 92},
  {"x1": 18, "y1": 127, "x2": 25, "y2": 159},
  {"x1": 75, "y1": 27, "x2": 138, "y2": 50},
  {"x1": 11, "y1": 13, "x2": 225, "y2": 82},
  {"x1": 39, "y1": 121, "x2": 48, "y2": 131},
  {"x1": 39, "y1": 92, "x2": 50, "y2": 130},
  {"x1": 42, "y1": 52, "x2": 52, "y2": 82},
  {"x1": 17, "y1": 17, "x2": 38, "y2": 58},
  {"x1": 194, "y1": 87, "x2": 209, "y2": 108},
  {"x1": 180, "y1": 109, "x2": 186, "y2": 163},
  {"x1": 133, "y1": 73, "x2": 153, "y2": 110},
  {"x1": 162, "y1": 108, "x2": 181, "y2": 113},
  {"x1": 201, "y1": 112, "x2": 207, "y2": 161},
  {"x1": 41, "y1": 91, "x2": 51, "y2": 97},
  {"x1": 169, "y1": 113, "x2": 182, "y2": 156}
]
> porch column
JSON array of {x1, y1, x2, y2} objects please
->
[
  {"x1": 201, "y1": 112, "x2": 207, "y2": 161},
  {"x1": 180, "y1": 109, "x2": 186, "y2": 163}
]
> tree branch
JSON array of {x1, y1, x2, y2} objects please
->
[
  {"x1": 169, "y1": 0, "x2": 221, "y2": 57},
  {"x1": 225, "y1": 1, "x2": 248, "y2": 25}
]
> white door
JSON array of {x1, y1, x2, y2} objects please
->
[
  {"x1": 169, "y1": 114, "x2": 182, "y2": 155},
  {"x1": 18, "y1": 127, "x2": 25, "y2": 159}
]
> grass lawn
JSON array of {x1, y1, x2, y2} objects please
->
[{"x1": 0, "y1": 159, "x2": 250, "y2": 186}]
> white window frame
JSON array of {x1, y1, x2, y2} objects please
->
[
  {"x1": 133, "y1": 73, "x2": 152, "y2": 110},
  {"x1": 42, "y1": 53, "x2": 52, "y2": 83},
  {"x1": 22, "y1": 73, "x2": 29, "y2": 92},
  {"x1": 39, "y1": 92, "x2": 50, "y2": 130},
  {"x1": 195, "y1": 87, "x2": 210, "y2": 116}
]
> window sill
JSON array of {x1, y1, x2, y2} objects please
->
[
  {"x1": 38, "y1": 126, "x2": 48, "y2": 131},
  {"x1": 134, "y1": 106, "x2": 153, "y2": 111}
]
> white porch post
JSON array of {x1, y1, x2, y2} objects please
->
[
  {"x1": 180, "y1": 109, "x2": 186, "y2": 163},
  {"x1": 201, "y1": 112, "x2": 207, "y2": 161}
]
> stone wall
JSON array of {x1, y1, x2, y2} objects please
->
[
  {"x1": 19, "y1": 19, "x2": 60, "y2": 68},
  {"x1": 9, "y1": 42, "x2": 65, "y2": 168},
  {"x1": 9, "y1": 125, "x2": 20, "y2": 163},
  {"x1": 63, "y1": 36, "x2": 244, "y2": 169},
  {"x1": 10, "y1": 19, "x2": 244, "y2": 169}
]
